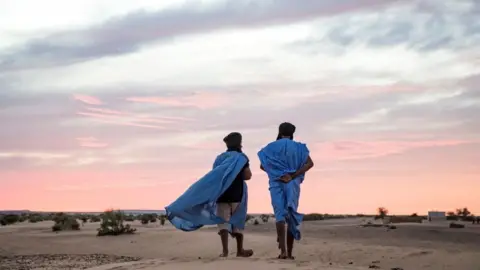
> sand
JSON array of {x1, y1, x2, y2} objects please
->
[{"x1": 1, "y1": 218, "x2": 480, "y2": 270}]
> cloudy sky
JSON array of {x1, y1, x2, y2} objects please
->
[{"x1": 1, "y1": 0, "x2": 479, "y2": 215}]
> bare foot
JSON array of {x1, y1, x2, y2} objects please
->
[{"x1": 237, "y1": 249, "x2": 254, "y2": 258}]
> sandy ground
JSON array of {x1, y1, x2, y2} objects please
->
[{"x1": 1, "y1": 219, "x2": 480, "y2": 270}]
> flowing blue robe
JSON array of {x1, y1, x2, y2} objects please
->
[
  {"x1": 165, "y1": 151, "x2": 248, "y2": 232},
  {"x1": 257, "y1": 138, "x2": 309, "y2": 240}
]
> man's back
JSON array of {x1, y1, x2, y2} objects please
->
[{"x1": 217, "y1": 149, "x2": 250, "y2": 203}]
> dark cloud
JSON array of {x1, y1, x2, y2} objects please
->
[{"x1": 0, "y1": 0, "x2": 401, "y2": 72}]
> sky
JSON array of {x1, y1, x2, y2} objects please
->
[{"x1": 0, "y1": 0, "x2": 479, "y2": 215}]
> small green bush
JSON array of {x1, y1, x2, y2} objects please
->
[
  {"x1": 140, "y1": 215, "x2": 149, "y2": 224},
  {"x1": 28, "y1": 215, "x2": 43, "y2": 223},
  {"x1": 260, "y1": 214, "x2": 269, "y2": 223},
  {"x1": 97, "y1": 210, "x2": 136, "y2": 236},
  {"x1": 2, "y1": 214, "x2": 20, "y2": 225},
  {"x1": 52, "y1": 224, "x2": 62, "y2": 232},
  {"x1": 125, "y1": 215, "x2": 135, "y2": 222},
  {"x1": 90, "y1": 215, "x2": 101, "y2": 222},
  {"x1": 51, "y1": 213, "x2": 80, "y2": 232},
  {"x1": 160, "y1": 215, "x2": 166, "y2": 226},
  {"x1": 303, "y1": 213, "x2": 324, "y2": 221}
]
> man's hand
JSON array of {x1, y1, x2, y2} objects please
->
[{"x1": 279, "y1": 174, "x2": 292, "y2": 183}]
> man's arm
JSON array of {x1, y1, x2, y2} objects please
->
[
  {"x1": 244, "y1": 166, "x2": 252, "y2": 180},
  {"x1": 290, "y1": 156, "x2": 314, "y2": 179}
]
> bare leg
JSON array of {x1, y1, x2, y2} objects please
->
[
  {"x1": 276, "y1": 221, "x2": 287, "y2": 259},
  {"x1": 233, "y1": 233, "x2": 254, "y2": 257},
  {"x1": 286, "y1": 227, "x2": 295, "y2": 259},
  {"x1": 218, "y1": 229, "x2": 229, "y2": 257}
]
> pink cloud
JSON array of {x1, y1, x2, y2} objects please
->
[
  {"x1": 313, "y1": 140, "x2": 470, "y2": 161},
  {"x1": 126, "y1": 92, "x2": 228, "y2": 109},
  {"x1": 76, "y1": 105, "x2": 194, "y2": 130},
  {"x1": 85, "y1": 107, "x2": 123, "y2": 115},
  {"x1": 76, "y1": 137, "x2": 108, "y2": 148},
  {"x1": 73, "y1": 94, "x2": 103, "y2": 105}
]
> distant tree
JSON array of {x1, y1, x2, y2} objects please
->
[
  {"x1": 456, "y1": 208, "x2": 471, "y2": 219},
  {"x1": 411, "y1": 213, "x2": 418, "y2": 217},
  {"x1": 447, "y1": 211, "x2": 456, "y2": 217},
  {"x1": 377, "y1": 207, "x2": 389, "y2": 219}
]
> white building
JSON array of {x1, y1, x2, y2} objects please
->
[{"x1": 428, "y1": 211, "x2": 446, "y2": 221}]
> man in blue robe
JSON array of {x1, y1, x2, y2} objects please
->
[
  {"x1": 258, "y1": 122, "x2": 314, "y2": 259},
  {"x1": 165, "y1": 132, "x2": 254, "y2": 258}
]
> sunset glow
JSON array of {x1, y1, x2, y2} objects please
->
[{"x1": 1, "y1": 0, "x2": 479, "y2": 215}]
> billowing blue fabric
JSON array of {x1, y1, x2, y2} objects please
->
[
  {"x1": 257, "y1": 139, "x2": 309, "y2": 240},
  {"x1": 165, "y1": 151, "x2": 248, "y2": 232}
]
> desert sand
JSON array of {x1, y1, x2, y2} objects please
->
[{"x1": 1, "y1": 218, "x2": 480, "y2": 270}]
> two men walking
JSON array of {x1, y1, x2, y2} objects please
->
[{"x1": 165, "y1": 122, "x2": 314, "y2": 259}]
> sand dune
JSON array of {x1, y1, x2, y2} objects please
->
[{"x1": 1, "y1": 219, "x2": 479, "y2": 269}]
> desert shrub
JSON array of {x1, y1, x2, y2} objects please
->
[
  {"x1": 140, "y1": 215, "x2": 150, "y2": 224},
  {"x1": 80, "y1": 216, "x2": 88, "y2": 223},
  {"x1": 253, "y1": 219, "x2": 260, "y2": 225},
  {"x1": 124, "y1": 215, "x2": 135, "y2": 222},
  {"x1": 138, "y1": 214, "x2": 157, "y2": 224},
  {"x1": 42, "y1": 213, "x2": 55, "y2": 221},
  {"x1": 52, "y1": 224, "x2": 62, "y2": 232},
  {"x1": 2, "y1": 214, "x2": 20, "y2": 225},
  {"x1": 245, "y1": 214, "x2": 254, "y2": 222},
  {"x1": 377, "y1": 207, "x2": 389, "y2": 219},
  {"x1": 18, "y1": 214, "x2": 27, "y2": 223},
  {"x1": 159, "y1": 215, "x2": 166, "y2": 226},
  {"x1": 51, "y1": 213, "x2": 80, "y2": 232},
  {"x1": 97, "y1": 210, "x2": 136, "y2": 236},
  {"x1": 28, "y1": 215, "x2": 44, "y2": 223},
  {"x1": 90, "y1": 215, "x2": 101, "y2": 222},
  {"x1": 390, "y1": 216, "x2": 423, "y2": 224},
  {"x1": 260, "y1": 214, "x2": 270, "y2": 223},
  {"x1": 303, "y1": 213, "x2": 324, "y2": 221}
]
